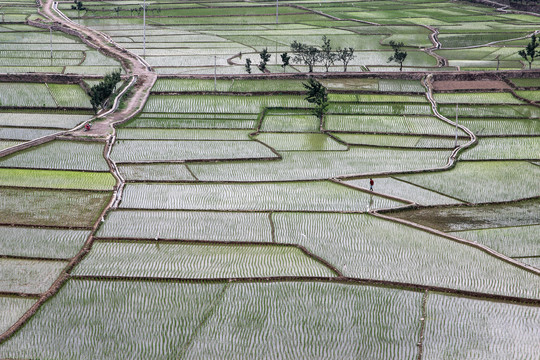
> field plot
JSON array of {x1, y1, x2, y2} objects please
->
[
  {"x1": 184, "y1": 282, "x2": 422, "y2": 359},
  {"x1": 0, "y1": 112, "x2": 91, "y2": 129},
  {"x1": 320, "y1": 78, "x2": 425, "y2": 93},
  {"x1": 117, "y1": 164, "x2": 196, "y2": 181},
  {"x1": 72, "y1": 242, "x2": 335, "y2": 279},
  {"x1": 0, "y1": 226, "x2": 90, "y2": 259},
  {"x1": 0, "y1": 258, "x2": 67, "y2": 294},
  {"x1": 124, "y1": 114, "x2": 258, "y2": 130},
  {"x1": 120, "y1": 181, "x2": 404, "y2": 212},
  {"x1": 260, "y1": 110, "x2": 319, "y2": 132},
  {"x1": 0, "y1": 127, "x2": 59, "y2": 141},
  {"x1": 433, "y1": 92, "x2": 524, "y2": 105},
  {"x1": 273, "y1": 212, "x2": 540, "y2": 299},
  {"x1": 520, "y1": 257, "x2": 540, "y2": 269},
  {"x1": 111, "y1": 140, "x2": 277, "y2": 163},
  {"x1": 0, "y1": 280, "x2": 422, "y2": 359},
  {"x1": 0, "y1": 187, "x2": 111, "y2": 228},
  {"x1": 439, "y1": 104, "x2": 540, "y2": 119},
  {"x1": 143, "y1": 95, "x2": 309, "y2": 114},
  {"x1": 332, "y1": 134, "x2": 467, "y2": 149},
  {"x1": 423, "y1": 294, "x2": 540, "y2": 359},
  {"x1": 0, "y1": 83, "x2": 56, "y2": 108},
  {"x1": 0, "y1": 140, "x2": 110, "y2": 171},
  {"x1": 116, "y1": 129, "x2": 252, "y2": 141},
  {"x1": 0, "y1": 168, "x2": 115, "y2": 190},
  {"x1": 458, "y1": 118, "x2": 540, "y2": 136},
  {"x1": 0, "y1": 280, "x2": 226, "y2": 358},
  {"x1": 325, "y1": 115, "x2": 462, "y2": 136},
  {"x1": 515, "y1": 90, "x2": 540, "y2": 102},
  {"x1": 46, "y1": 84, "x2": 92, "y2": 109},
  {"x1": 0, "y1": 296, "x2": 35, "y2": 334},
  {"x1": 97, "y1": 210, "x2": 272, "y2": 243},
  {"x1": 189, "y1": 147, "x2": 451, "y2": 182},
  {"x1": 255, "y1": 133, "x2": 347, "y2": 151},
  {"x1": 0, "y1": 23, "x2": 121, "y2": 75},
  {"x1": 390, "y1": 198, "x2": 540, "y2": 232},
  {"x1": 450, "y1": 225, "x2": 540, "y2": 258},
  {"x1": 344, "y1": 178, "x2": 462, "y2": 206},
  {"x1": 0, "y1": 140, "x2": 23, "y2": 150},
  {"x1": 461, "y1": 137, "x2": 540, "y2": 160},
  {"x1": 396, "y1": 161, "x2": 540, "y2": 203}
]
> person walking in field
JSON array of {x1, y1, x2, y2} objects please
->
[{"x1": 369, "y1": 178, "x2": 374, "y2": 191}]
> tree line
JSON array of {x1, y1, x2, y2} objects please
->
[{"x1": 245, "y1": 35, "x2": 408, "y2": 74}]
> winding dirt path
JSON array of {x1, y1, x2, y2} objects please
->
[{"x1": 39, "y1": 0, "x2": 157, "y2": 138}]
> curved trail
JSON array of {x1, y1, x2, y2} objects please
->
[{"x1": 41, "y1": 0, "x2": 157, "y2": 137}]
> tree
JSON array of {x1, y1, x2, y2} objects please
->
[
  {"x1": 280, "y1": 52, "x2": 290, "y2": 72},
  {"x1": 519, "y1": 34, "x2": 539, "y2": 70},
  {"x1": 244, "y1": 58, "x2": 252, "y2": 74},
  {"x1": 387, "y1": 40, "x2": 408, "y2": 72},
  {"x1": 258, "y1": 48, "x2": 271, "y2": 73},
  {"x1": 336, "y1": 47, "x2": 355, "y2": 72},
  {"x1": 71, "y1": 0, "x2": 86, "y2": 18},
  {"x1": 291, "y1": 41, "x2": 321, "y2": 73},
  {"x1": 303, "y1": 78, "x2": 329, "y2": 121},
  {"x1": 320, "y1": 35, "x2": 337, "y2": 72},
  {"x1": 89, "y1": 69, "x2": 122, "y2": 113}
]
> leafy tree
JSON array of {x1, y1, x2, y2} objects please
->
[
  {"x1": 245, "y1": 58, "x2": 252, "y2": 74},
  {"x1": 280, "y1": 52, "x2": 290, "y2": 72},
  {"x1": 336, "y1": 47, "x2": 355, "y2": 72},
  {"x1": 89, "y1": 69, "x2": 122, "y2": 113},
  {"x1": 519, "y1": 34, "x2": 539, "y2": 69},
  {"x1": 320, "y1": 35, "x2": 337, "y2": 72},
  {"x1": 303, "y1": 78, "x2": 328, "y2": 121},
  {"x1": 387, "y1": 40, "x2": 408, "y2": 72},
  {"x1": 71, "y1": 0, "x2": 86, "y2": 17},
  {"x1": 258, "y1": 48, "x2": 271, "y2": 72},
  {"x1": 291, "y1": 41, "x2": 320, "y2": 73}
]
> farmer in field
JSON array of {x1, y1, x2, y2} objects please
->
[{"x1": 369, "y1": 178, "x2": 374, "y2": 191}]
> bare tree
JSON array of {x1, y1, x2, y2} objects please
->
[
  {"x1": 336, "y1": 47, "x2": 355, "y2": 72},
  {"x1": 291, "y1": 41, "x2": 321, "y2": 73}
]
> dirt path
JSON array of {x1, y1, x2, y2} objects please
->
[{"x1": 38, "y1": 0, "x2": 157, "y2": 138}]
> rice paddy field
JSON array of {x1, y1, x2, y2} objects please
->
[{"x1": 1, "y1": 0, "x2": 540, "y2": 358}]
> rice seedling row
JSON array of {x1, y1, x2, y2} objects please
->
[
  {"x1": 0, "y1": 140, "x2": 23, "y2": 151},
  {"x1": 189, "y1": 147, "x2": 451, "y2": 182},
  {"x1": 390, "y1": 198, "x2": 540, "y2": 232},
  {"x1": 111, "y1": 140, "x2": 277, "y2": 163},
  {"x1": 458, "y1": 118, "x2": 540, "y2": 136},
  {"x1": 97, "y1": 209, "x2": 273, "y2": 243},
  {"x1": 423, "y1": 293, "x2": 540, "y2": 359},
  {"x1": 260, "y1": 113, "x2": 319, "y2": 132},
  {"x1": 0, "y1": 280, "x2": 423, "y2": 358},
  {"x1": 433, "y1": 92, "x2": 524, "y2": 105},
  {"x1": 325, "y1": 115, "x2": 460, "y2": 136},
  {"x1": 123, "y1": 118, "x2": 257, "y2": 130},
  {"x1": 184, "y1": 282, "x2": 422, "y2": 359},
  {"x1": 0, "y1": 168, "x2": 115, "y2": 191},
  {"x1": 0, "y1": 83, "x2": 56, "y2": 108},
  {"x1": 0, "y1": 140, "x2": 110, "y2": 171},
  {"x1": 515, "y1": 90, "x2": 540, "y2": 103},
  {"x1": 397, "y1": 161, "x2": 540, "y2": 203},
  {"x1": 46, "y1": 84, "x2": 92, "y2": 109},
  {"x1": 273, "y1": 212, "x2": 540, "y2": 299},
  {"x1": 0, "y1": 225, "x2": 90, "y2": 259},
  {"x1": 0, "y1": 258, "x2": 68, "y2": 294},
  {"x1": 72, "y1": 241, "x2": 335, "y2": 279},
  {"x1": 344, "y1": 178, "x2": 461, "y2": 206},
  {"x1": 519, "y1": 257, "x2": 540, "y2": 269},
  {"x1": 0, "y1": 112, "x2": 90, "y2": 129},
  {"x1": 509, "y1": 78, "x2": 540, "y2": 88},
  {"x1": 328, "y1": 103, "x2": 433, "y2": 116},
  {"x1": 328, "y1": 94, "x2": 428, "y2": 103},
  {"x1": 439, "y1": 104, "x2": 540, "y2": 119},
  {"x1": 460, "y1": 137, "x2": 540, "y2": 161},
  {"x1": 450, "y1": 225, "x2": 540, "y2": 258},
  {"x1": 116, "y1": 129, "x2": 253, "y2": 141},
  {"x1": 0, "y1": 296, "x2": 35, "y2": 334},
  {"x1": 0, "y1": 187, "x2": 111, "y2": 228},
  {"x1": 117, "y1": 164, "x2": 197, "y2": 182},
  {"x1": 0, "y1": 279, "x2": 226, "y2": 358},
  {"x1": 120, "y1": 181, "x2": 403, "y2": 212},
  {"x1": 255, "y1": 133, "x2": 347, "y2": 151},
  {"x1": 143, "y1": 95, "x2": 310, "y2": 114},
  {"x1": 0, "y1": 127, "x2": 60, "y2": 141}
]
